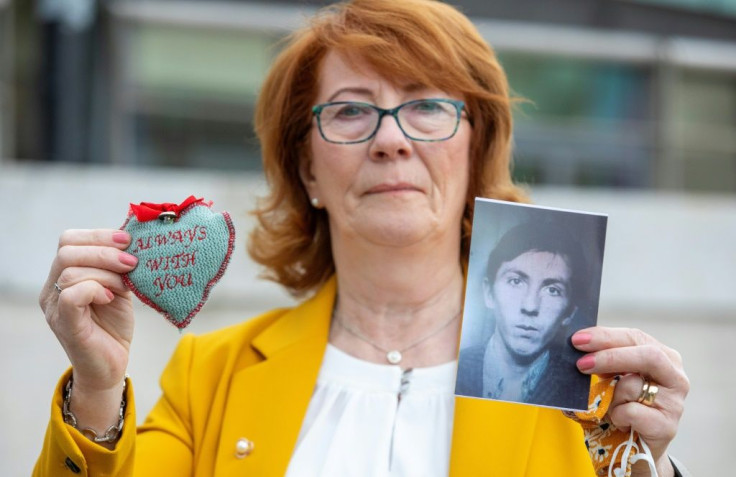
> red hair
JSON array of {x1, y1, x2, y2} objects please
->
[{"x1": 249, "y1": 0, "x2": 528, "y2": 297}]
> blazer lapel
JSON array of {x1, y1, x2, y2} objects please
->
[{"x1": 215, "y1": 278, "x2": 335, "y2": 476}]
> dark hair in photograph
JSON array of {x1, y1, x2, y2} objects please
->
[{"x1": 485, "y1": 221, "x2": 589, "y2": 313}]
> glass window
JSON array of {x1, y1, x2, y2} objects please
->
[
  {"x1": 0, "y1": 2, "x2": 11, "y2": 159},
  {"x1": 672, "y1": 70, "x2": 736, "y2": 191},
  {"x1": 119, "y1": 24, "x2": 281, "y2": 170},
  {"x1": 630, "y1": 0, "x2": 736, "y2": 18},
  {"x1": 499, "y1": 53, "x2": 655, "y2": 188}
]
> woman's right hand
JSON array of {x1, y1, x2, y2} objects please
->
[{"x1": 40, "y1": 229, "x2": 137, "y2": 397}]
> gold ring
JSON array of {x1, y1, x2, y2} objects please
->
[{"x1": 637, "y1": 378, "x2": 659, "y2": 407}]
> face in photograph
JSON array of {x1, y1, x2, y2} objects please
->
[{"x1": 483, "y1": 250, "x2": 575, "y2": 362}]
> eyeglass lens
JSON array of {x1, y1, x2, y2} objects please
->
[{"x1": 317, "y1": 100, "x2": 460, "y2": 143}]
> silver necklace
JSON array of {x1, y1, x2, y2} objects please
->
[{"x1": 335, "y1": 310, "x2": 461, "y2": 365}]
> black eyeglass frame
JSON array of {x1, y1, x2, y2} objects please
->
[{"x1": 311, "y1": 98, "x2": 466, "y2": 145}]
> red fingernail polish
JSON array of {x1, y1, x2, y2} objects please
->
[
  {"x1": 571, "y1": 332, "x2": 592, "y2": 346},
  {"x1": 119, "y1": 252, "x2": 138, "y2": 266},
  {"x1": 577, "y1": 354, "x2": 595, "y2": 371},
  {"x1": 113, "y1": 232, "x2": 130, "y2": 244}
]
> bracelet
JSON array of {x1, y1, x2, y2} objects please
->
[{"x1": 62, "y1": 375, "x2": 127, "y2": 444}]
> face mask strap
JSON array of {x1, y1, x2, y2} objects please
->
[{"x1": 563, "y1": 375, "x2": 658, "y2": 477}]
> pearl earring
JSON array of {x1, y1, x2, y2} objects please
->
[{"x1": 311, "y1": 197, "x2": 320, "y2": 207}]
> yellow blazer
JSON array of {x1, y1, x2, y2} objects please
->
[{"x1": 35, "y1": 278, "x2": 594, "y2": 476}]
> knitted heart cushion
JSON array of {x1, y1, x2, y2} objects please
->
[{"x1": 121, "y1": 197, "x2": 235, "y2": 329}]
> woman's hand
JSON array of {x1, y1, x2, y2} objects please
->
[
  {"x1": 39, "y1": 229, "x2": 137, "y2": 395},
  {"x1": 573, "y1": 327, "x2": 689, "y2": 477}
]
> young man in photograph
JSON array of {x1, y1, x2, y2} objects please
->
[{"x1": 456, "y1": 221, "x2": 591, "y2": 409}]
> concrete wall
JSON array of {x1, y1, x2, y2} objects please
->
[
  {"x1": 0, "y1": 162, "x2": 293, "y2": 307},
  {"x1": 1, "y1": 162, "x2": 733, "y2": 475},
  {"x1": 3, "y1": 162, "x2": 734, "y2": 314}
]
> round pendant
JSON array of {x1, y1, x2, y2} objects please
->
[{"x1": 386, "y1": 350, "x2": 402, "y2": 364}]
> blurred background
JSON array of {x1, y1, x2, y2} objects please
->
[{"x1": 1, "y1": 0, "x2": 734, "y2": 474}]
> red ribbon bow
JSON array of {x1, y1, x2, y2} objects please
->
[{"x1": 129, "y1": 196, "x2": 206, "y2": 222}]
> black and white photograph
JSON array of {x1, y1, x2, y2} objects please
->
[{"x1": 455, "y1": 198, "x2": 608, "y2": 411}]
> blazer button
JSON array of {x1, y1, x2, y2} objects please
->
[
  {"x1": 235, "y1": 438, "x2": 254, "y2": 459},
  {"x1": 65, "y1": 457, "x2": 81, "y2": 473}
]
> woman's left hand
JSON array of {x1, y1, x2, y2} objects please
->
[{"x1": 573, "y1": 326, "x2": 690, "y2": 477}]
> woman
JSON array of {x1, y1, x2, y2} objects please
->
[{"x1": 35, "y1": 0, "x2": 689, "y2": 476}]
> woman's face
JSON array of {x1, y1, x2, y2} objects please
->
[{"x1": 302, "y1": 51, "x2": 472, "y2": 251}]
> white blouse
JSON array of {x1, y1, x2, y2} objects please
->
[{"x1": 285, "y1": 344, "x2": 457, "y2": 477}]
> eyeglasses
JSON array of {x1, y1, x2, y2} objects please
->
[{"x1": 312, "y1": 98, "x2": 465, "y2": 144}]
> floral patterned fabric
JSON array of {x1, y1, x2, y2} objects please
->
[{"x1": 564, "y1": 375, "x2": 640, "y2": 477}]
